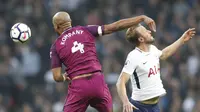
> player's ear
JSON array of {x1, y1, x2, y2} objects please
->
[
  {"x1": 54, "y1": 24, "x2": 58, "y2": 30},
  {"x1": 138, "y1": 37, "x2": 144, "y2": 42}
]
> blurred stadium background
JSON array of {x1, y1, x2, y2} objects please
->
[{"x1": 0, "y1": 0, "x2": 200, "y2": 112}]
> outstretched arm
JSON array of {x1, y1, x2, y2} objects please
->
[
  {"x1": 160, "y1": 28, "x2": 196, "y2": 60},
  {"x1": 103, "y1": 15, "x2": 156, "y2": 34}
]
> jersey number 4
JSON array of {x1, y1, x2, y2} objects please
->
[{"x1": 71, "y1": 41, "x2": 85, "y2": 53}]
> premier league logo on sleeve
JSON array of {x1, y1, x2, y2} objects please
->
[{"x1": 124, "y1": 60, "x2": 130, "y2": 66}]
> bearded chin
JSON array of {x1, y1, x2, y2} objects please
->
[{"x1": 146, "y1": 39, "x2": 155, "y2": 44}]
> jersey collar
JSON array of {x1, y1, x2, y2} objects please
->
[
  {"x1": 135, "y1": 47, "x2": 150, "y2": 55},
  {"x1": 61, "y1": 27, "x2": 72, "y2": 35}
]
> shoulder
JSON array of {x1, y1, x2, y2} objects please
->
[
  {"x1": 74, "y1": 25, "x2": 85, "y2": 29},
  {"x1": 128, "y1": 49, "x2": 142, "y2": 57},
  {"x1": 64, "y1": 26, "x2": 83, "y2": 31},
  {"x1": 150, "y1": 45, "x2": 157, "y2": 49},
  {"x1": 73, "y1": 25, "x2": 90, "y2": 32},
  {"x1": 122, "y1": 49, "x2": 141, "y2": 73},
  {"x1": 127, "y1": 49, "x2": 142, "y2": 61},
  {"x1": 150, "y1": 45, "x2": 160, "y2": 52},
  {"x1": 50, "y1": 39, "x2": 58, "y2": 50}
]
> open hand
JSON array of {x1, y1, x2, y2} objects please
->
[
  {"x1": 182, "y1": 28, "x2": 196, "y2": 43},
  {"x1": 123, "y1": 101, "x2": 139, "y2": 112},
  {"x1": 143, "y1": 16, "x2": 156, "y2": 32}
]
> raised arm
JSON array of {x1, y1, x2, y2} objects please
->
[
  {"x1": 160, "y1": 28, "x2": 196, "y2": 60},
  {"x1": 103, "y1": 15, "x2": 156, "y2": 34}
]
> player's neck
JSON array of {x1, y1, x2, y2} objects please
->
[
  {"x1": 137, "y1": 44, "x2": 150, "y2": 52},
  {"x1": 58, "y1": 22, "x2": 72, "y2": 35},
  {"x1": 59, "y1": 26, "x2": 72, "y2": 35},
  {"x1": 63, "y1": 26, "x2": 72, "y2": 32}
]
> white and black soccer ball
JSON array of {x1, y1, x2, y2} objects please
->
[{"x1": 10, "y1": 23, "x2": 31, "y2": 43}]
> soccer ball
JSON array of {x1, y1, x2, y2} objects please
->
[{"x1": 10, "y1": 23, "x2": 31, "y2": 43}]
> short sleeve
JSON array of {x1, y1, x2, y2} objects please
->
[
  {"x1": 150, "y1": 45, "x2": 162, "y2": 57},
  {"x1": 122, "y1": 53, "x2": 138, "y2": 75},
  {"x1": 50, "y1": 45, "x2": 62, "y2": 69},
  {"x1": 84, "y1": 25, "x2": 104, "y2": 37}
]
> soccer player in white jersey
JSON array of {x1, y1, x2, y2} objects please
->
[{"x1": 116, "y1": 24, "x2": 196, "y2": 112}]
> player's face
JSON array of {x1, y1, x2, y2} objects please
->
[{"x1": 137, "y1": 26, "x2": 154, "y2": 44}]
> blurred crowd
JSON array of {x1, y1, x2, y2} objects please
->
[{"x1": 0, "y1": 0, "x2": 200, "y2": 112}]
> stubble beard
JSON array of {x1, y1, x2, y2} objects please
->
[{"x1": 146, "y1": 38, "x2": 155, "y2": 44}]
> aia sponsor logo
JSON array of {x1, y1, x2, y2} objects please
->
[{"x1": 148, "y1": 65, "x2": 160, "y2": 77}]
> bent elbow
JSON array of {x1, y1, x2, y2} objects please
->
[{"x1": 116, "y1": 80, "x2": 121, "y2": 88}]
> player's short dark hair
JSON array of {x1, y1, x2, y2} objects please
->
[{"x1": 126, "y1": 24, "x2": 140, "y2": 46}]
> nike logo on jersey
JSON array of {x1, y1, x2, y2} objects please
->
[{"x1": 143, "y1": 61, "x2": 147, "y2": 64}]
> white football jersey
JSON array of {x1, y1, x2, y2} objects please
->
[{"x1": 122, "y1": 45, "x2": 166, "y2": 101}]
